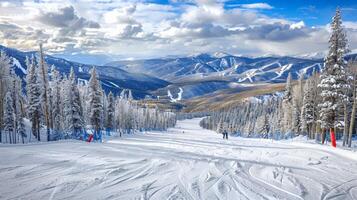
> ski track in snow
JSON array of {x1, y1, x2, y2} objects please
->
[{"x1": 0, "y1": 118, "x2": 357, "y2": 200}]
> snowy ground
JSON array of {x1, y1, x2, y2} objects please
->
[{"x1": 1, "y1": 118, "x2": 357, "y2": 200}]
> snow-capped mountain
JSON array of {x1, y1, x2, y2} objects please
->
[
  {"x1": 108, "y1": 53, "x2": 357, "y2": 84},
  {"x1": 296, "y1": 51, "x2": 327, "y2": 59},
  {"x1": 107, "y1": 53, "x2": 330, "y2": 83},
  {"x1": 0, "y1": 45, "x2": 169, "y2": 98}
]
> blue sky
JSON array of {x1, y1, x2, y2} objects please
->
[
  {"x1": 0, "y1": 0, "x2": 356, "y2": 64},
  {"x1": 148, "y1": 0, "x2": 357, "y2": 26}
]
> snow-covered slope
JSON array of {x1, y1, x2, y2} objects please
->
[
  {"x1": 107, "y1": 53, "x2": 337, "y2": 83},
  {"x1": 0, "y1": 45, "x2": 169, "y2": 98},
  {"x1": 109, "y1": 53, "x2": 357, "y2": 84},
  {"x1": 1, "y1": 118, "x2": 356, "y2": 199}
]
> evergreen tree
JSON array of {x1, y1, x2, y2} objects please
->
[
  {"x1": 88, "y1": 68, "x2": 103, "y2": 141},
  {"x1": 318, "y1": 8, "x2": 350, "y2": 146},
  {"x1": 50, "y1": 66, "x2": 62, "y2": 138},
  {"x1": 282, "y1": 72, "x2": 293, "y2": 135},
  {"x1": 3, "y1": 92, "x2": 14, "y2": 144},
  {"x1": 64, "y1": 67, "x2": 84, "y2": 139},
  {"x1": 301, "y1": 79, "x2": 315, "y2": 137},
  {"x1": 0, "y1": 51, "x2": 12, "y2": 143},
  {"x1": 37, "y1": 44, "x2": 51, "y2": 141},
  {"x1": 18, "y1": 116, "x2": 26, "y2": 144},
  {"x1": 26, "y1": 56, "x2": 42, "y2": 141},
  {"x1": 106, "y1": 91, "x2": 115, "y2": 135}
]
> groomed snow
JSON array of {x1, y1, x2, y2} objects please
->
[{"x1": 1, "y1": 118, "x2": 357, "y2": 200}]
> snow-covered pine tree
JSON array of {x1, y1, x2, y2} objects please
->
[
  {"x1": 10, "y1": 74, "x2": 23, "y2": 144},
  {"x1": 341, "y1": 61, "x2": 355, "y2": 146},
  {"x1": 261, "y1": 110, "x2": 270, "y2": 139},
  {"x1": 78, "y1": 78, "x2": 90, "y2": 130},
  {"x1": 3, "y1": 92, "x2": 14, "y2": 144},
  {"x1": 106, "y1": 91, "x2": 115, "y2": 135},
  {"x1": 88, "y1": 68, "x2": 103, "y2": 141},
  {"x1": 50, "y1": 66, "x2": 62, "y2": 139},
  {"x1": 282, "y1": 72, "x2": 293, "y2": 135},
  {"x1": 348, "y1": 60, "x2": 357, "y2": 147},
  {"x1": 26, "y1": 56, "x2": 42, "y2": 141},
  {"x1": 217, "y1": 119, "x2": 224, "y2": 134},
  {"x1": 318, "y1": 8, "x2": 350, "y2": 146},
  {"x1": 15, "y1": 75, "x2": 27, "y2": 144},
  {"x1": 63, "y1": 67, "x2": 84, "y2": 139},
  {"x1": 0, "y1": 51, "x2": 12, "y2": 143},
  {"x1": 71, "y1": 70, "x2": 84, "y2": 139},
  {"x1": 37, "y1": 44, "x2": 51, "y2": 141},
  {"x1": 301, "y1": 79, "x2": 313, "y2": 137},
  {"x1": 292, "y1": 76, "x2": 304, "y2": 135}
]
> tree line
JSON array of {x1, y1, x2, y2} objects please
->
[
  {"x1": 0, "y1": 45, "x2": 176, "y2": 144},
  {"x1": 200, "y1": 9, "x2": 356, "y2": 148}
]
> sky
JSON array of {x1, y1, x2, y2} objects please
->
[{"x1": 0, "y1": 0, "x2": 356, "y2": 65}]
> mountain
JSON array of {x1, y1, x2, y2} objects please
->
[
  {"x1": 108, "y1": 52, "x2": 357, "y2": 100},
  {"x1": 0, "y1": 45, "x2": 169, "y2": 98},
  {"x1": 107, "y1": 53, "x2": 325, "y2": 83},
  {"x1": 3, "y1": 45, "x2": 356, "y2": 101}
]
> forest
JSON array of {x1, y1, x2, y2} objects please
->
[
  {"x1": 0, "y1": 45, "x2": 176, "y2": 144},
  {"x1": 200, "y1": 9, "x2": 356, "y2": 148}
]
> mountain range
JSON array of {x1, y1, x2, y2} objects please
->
[
  {"x1": 0, "y1": 45, "x2": 168, "y2": 98},
  {"x1": 2, "y1": 44, "x2": 357, "y2": 101},
  {"x1": 108, "y1": 53, "x2": 325, "y2": 83}
]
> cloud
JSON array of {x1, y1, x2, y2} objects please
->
[
  {"x1": 243, "y1": 23, "x2": 309, "y2": 41},
  {"x1": 0, "y1": 0, "x2": 356, "y2": 61},
  {"x1": 37, "y1": 6, "x2": 100, "y2": 29},
  {"x1": 240, "y1": 3, "x2": 273, "y2": 10},
  {"x1": 117, "y1": 24, "x2": 143, "y2": 38},
  {"x1": 0, "y1": 0, "x2": 23, "y2": 7},
  {"x1": 103, "y1": 5, "x2": 137, "y2": 24},
  {"x1": 103, "y1": 5, "x2": 158, "y2": 39},
  {"x1": 160, "y1": 22, "x2": 235, "y2": 38},
  {"x1": 290, "y1": 21, "x2": 305, "y2": 29}
]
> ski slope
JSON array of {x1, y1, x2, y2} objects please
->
[{"x1": 1, "y1": 118, "x2": 357, "y2": 200}]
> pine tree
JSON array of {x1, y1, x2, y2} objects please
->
[
  {"x1": 282, "y1": 72, "x2": 293, "y2": 135},
  {"x1": 3, "y1": 92, "x2": 14, "y2": 144},
  {"x1": 16, "y1": 79, "x2": 27, "y2": 144},
  {"x1": 37, "y1": 44, "x2": 51, "y2": 141},
  {"x1": 17, "y1": 114, "x2": 27, "y2": 144},
  {"x1": 106, "y1": 91, "x2": 115, "y2": 135},
  {"x1": 63, "y1": 67, "x2": 84, "y2": 139},
  {"x1": 0, "y1": 51, "x2": 12, "y2": 143},
  {"x1": 217, "y1": 119, "x2": 224, "y2": 134},
  {"x1": 348, "y1": 60, "x2": 357, "y2": 147},
  {"x1": 26, "y1": 56, "x2": 42, "y2": 141},
  {"x1": 301, "y1": 79, "x2": 316, "y2": 137},
  {"x1": 318, "y1": 8, "x2": 350, "y2": 147},
  {"x1": 50, "y1": 66, "x2": 62, "y2": 138},
  {"x1": 88, "y1": 68, "x2": 103, "y2": 141},
  {"x1": 292, "y1": 75, "x2": 304, "y2": 134}
]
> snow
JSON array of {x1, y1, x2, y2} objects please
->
[
  {"x1": 77, "y1": 78, "x2": 88, "y2": 86},
  {"x1": 260, "y1": 61, "x2": 282, "y2": 71},
  {"x1": 299, "y1": 63, "x2": 320, "y2": 75},
  {"x1": 276, "y1": 63, "x2": 293, "y2": 77},
  {"x1": 109, "y1": 81, "x2": 120, "y2": 88},
  {"x1": 168, "y1": 87, "x2": 183, "y2": 102},
  {"x1": 1, "y1": 118, "x2": 357, "y2": 199},
  {"x1": 12, "y1": 57, "x2": 26, "y2": 74}
]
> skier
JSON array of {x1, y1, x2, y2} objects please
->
[{"x1": 222, "y1": 130, "x2": 228, "y2": 140}]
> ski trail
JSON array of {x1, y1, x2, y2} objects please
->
[
  {"x1": 48, "y1": 177, "x2": 61, "y2": 200},
  {"x1": 248, "y1": 166, "x2": 304, "y2": 200},
  {"x1": 0, "y1": 118, "x2": 357, "y2": 199}
]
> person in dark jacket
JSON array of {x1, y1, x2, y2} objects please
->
[{"x1": 222, "y1": 130, "x2": 228, "y2": 140}]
